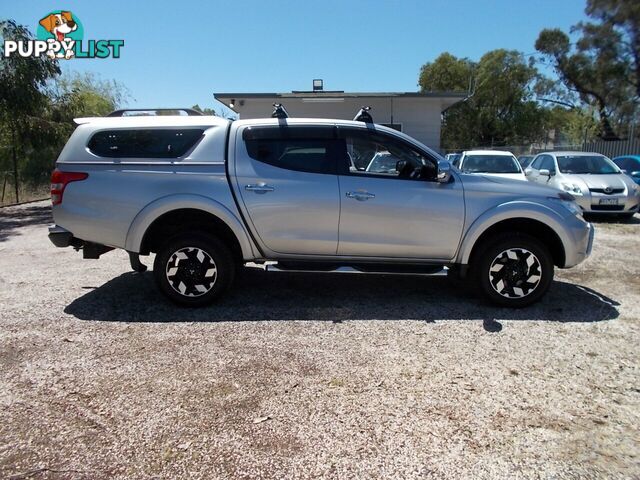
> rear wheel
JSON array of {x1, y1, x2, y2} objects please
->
[
  {"x1": 153, "y1": 233, "x2": 235, "y2": 307},
  {"x1": 473, "y1": 233, "x2": 554, "y2": 307}
]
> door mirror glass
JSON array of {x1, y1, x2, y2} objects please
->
[{"x1": 437, "y1": 160, "x2": 451, "y2": 183}]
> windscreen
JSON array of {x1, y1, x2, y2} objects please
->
[
  {"x1": 556, "y1": 155, "x2": 619, "y2": 174},
  {"x1": 462, "y1": 155, "x2": 521, "y2": 174}
]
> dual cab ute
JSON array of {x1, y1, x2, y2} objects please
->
[{"x1": 49, "y1": 107, "x2": 594, "y2": 307}]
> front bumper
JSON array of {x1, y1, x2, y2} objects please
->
[
  {"x1": 574, "y1": 192, "x2": 640, "y2": 214},
  {"x1": 563, "y1": 219, "x2": 594, "y2": 268}
]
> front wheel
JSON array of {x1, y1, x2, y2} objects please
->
[
  {"x1": 153, "y1": 233, "x2": 235, "y2": 307},
  {"x1": 474, "y1": 233, "x2": 554, "y2": 308}
]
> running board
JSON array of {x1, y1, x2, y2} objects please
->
[{"x1": 258, "y1": 263, "x2": 448, "y2": 277}]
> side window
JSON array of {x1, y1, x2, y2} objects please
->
[
  {"x1": 339, "y1": 128, "x2": 437, "y2": 181},
  {"x1": 243, "y1": 126, "x2": 337, "y2": 175},
  {"x1": 540, "y1": 155, "x2": 556, "y2": 173},
  {"x1": 530, "y1": 155, "x2": 543, "y2": 170},
  {"x1": 88, "y1": 129, "x2": 204, "y2": 158}
]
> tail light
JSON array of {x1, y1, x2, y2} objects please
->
[{"x1": 50, "y1": 169, "x2": 88, "y2": 205}]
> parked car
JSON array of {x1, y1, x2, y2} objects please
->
[
  {"x1": 525, "y1": 151, "x2": 640, "y2": 219},
  {"x1": 454, "y1": 150, "x2": 527, "y2": 181},
  {"x1": 445, "y1": 153, "x2": 461, "y2": 164},
  {"x1": 612, "y1": 155, "x2": 640, "y2": 185},
  {"x1": 48, "y1": 108, "x2": 593, "y2": 308},
  {"x1": 518, "y1": 155, "x2": 535, "y2": 169}
]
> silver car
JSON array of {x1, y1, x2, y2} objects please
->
[{"x1": 525, "y1": 151, "x2": 640, "y2": 219}]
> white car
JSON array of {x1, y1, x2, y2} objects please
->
[{"x1": 453, "y1": 150, "x2": 527, "y2": 181}]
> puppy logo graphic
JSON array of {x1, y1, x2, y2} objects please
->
[
  {"x1": 38, "y1": 11, "x2": 79, "y2": 59},
  {"x1": 3, "y1": 11, "x2": 123, "y2": 60}
]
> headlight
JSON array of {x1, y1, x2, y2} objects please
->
[
  {"x1": 549, "y1": 196, "x2": 583, "y2": 217},
  {"x1": 561, "y1": 183, "x2": 584, "y2": 196}
]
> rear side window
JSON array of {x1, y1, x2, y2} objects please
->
[
  {"x1": 88, "y1": 129, "x2": 204, "y2": 158},
  {"x1": 243, "y1": 126, "x2": 338, "y2": 174}
]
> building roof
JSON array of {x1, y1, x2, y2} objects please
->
[{"x1": 215, "y1": 91, "x2": 468, "y2": 100}]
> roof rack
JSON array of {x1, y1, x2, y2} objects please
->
[
  {"x1": 271, "y1": 103, "x2": 289, "y2": 119},
  {"x1": 353, "y1": 106, "x2": 373, "y2": 123},
  {"x1": 106, "y1": 108, "x2": 203, "y2": 117}
]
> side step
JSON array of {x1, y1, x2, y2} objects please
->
[{"x1": 259, "y1": 263, "x2": 448, "y2": 277}]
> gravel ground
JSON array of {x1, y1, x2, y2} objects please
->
[{"x1": 0, "y1": 201, "x2": 638, "y2": 479}]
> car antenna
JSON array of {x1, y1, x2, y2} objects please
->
[
  {"x1": 353, "y1": 106, "x2": 373, "y2": 123},
  {"x1": 271, "y1": 103, "x2": 289, "y2": 119}
]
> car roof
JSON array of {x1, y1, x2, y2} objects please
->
[
  {"x1": 541, "y1": 151, "x2": 606, "y2": 157},
  {"x1": 613, "y1": 155, "x2": 640, "y2": 160},
  {"x1": 462, "y1": 150, "x2": 515, "y2": 156},
  {"x1": 73, "y1": 115, "x2": 229, "y2": 127}
]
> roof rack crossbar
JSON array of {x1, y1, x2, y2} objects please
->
[{"x1": 106, "y1": 108, "x2": 203, "y2": 117}]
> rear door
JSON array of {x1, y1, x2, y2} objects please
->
[
  {"x1": 233, "y1": 125, "x2": 341, "y2": 255},
  {"x1": 335, "y1": 127, "x2": 465, "y2": 259}
]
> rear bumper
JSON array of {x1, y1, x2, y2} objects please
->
[{"x1": 48, "y1": 224, "x2": 74, "y2": 247}]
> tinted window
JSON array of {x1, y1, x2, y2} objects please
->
[
  {"x1": 615, "y1": 157, "x2": 640, "y2": 171},
  {"x1": 243, "y1": 126, "x2": 337, "y2": 174},
  {"x1": 557, "y1": 155, "x2": 619, "y2": 174},
  {"x1": 88, "y1": 129, "x2": 204, "y2": 158},
  {"x1": 461, "y1": 155, "x2": 521, "y2": 173},
  {"x1": 518, "y1": 155, "x2": 534, "y2": 168},
  {"x1": 338, "y1": 128, "x2": 437, "y2": 181},
  {"x1": 530, "y1": 156, "x2": 543, "y2": 169},
  {"x1": 539, "y1": 155, "x2": 556, "y2": 173}
]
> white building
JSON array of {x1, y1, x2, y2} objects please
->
[{"x1": 214, "y1": 84, "x2": 466, "y2": 152}]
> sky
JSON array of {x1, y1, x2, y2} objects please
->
[{"x1": 3, "y1": 0, "x2": 589, "y2": 114}]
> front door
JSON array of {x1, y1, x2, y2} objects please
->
[
  {"x1": 336, "y1": 127, "x2": 465, "y2": 259},
  {"x1": 234, "y1": 125, "x2": 341, "y2": 255}
]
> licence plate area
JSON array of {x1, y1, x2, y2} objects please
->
[{"x1": 598, "y1": 198, "x2": 620, "y2": 205}]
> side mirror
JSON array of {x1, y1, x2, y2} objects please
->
[
  {"x1": 631, "y1": 171, "x2": 640, "y2": 177},
  {"x1": 524, "y1": 168, "x2": 533, "y2": 176},
  {"x1": 539, "y1": 169, "x2": 550, "y2": 177},
  {"x1": 437, "y1": 160, "x2": 451, "y2": 183}
]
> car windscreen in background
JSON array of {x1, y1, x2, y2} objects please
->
[
  {"x1": 462, "y1": 155, "x2": 520, "y2": 173},
  {"x1": 557, "y1": 155, "x2": 619, "y2": 174},
  {"x1": 88, "y1": 129, "x2": 204, "y2": 158}
]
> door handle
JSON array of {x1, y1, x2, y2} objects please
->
[
  {"x1": 346, "y1": 191, "x2": 375, "y2": 201},
  {"x1": 245, "y1": 183, "x2": 275, "y2": 194}
]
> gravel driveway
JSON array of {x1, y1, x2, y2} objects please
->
[{"x1": 1, "y1": 201, "x2": 638, "y2": 479}]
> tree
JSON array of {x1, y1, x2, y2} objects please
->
[
  {"x1": 0, "y1": 19, "x2": 60, "y2": 202},
  {"x1": 535, "y1": 0, "x2": 640, "y2": 139},
  {"x1": 418, "y1": 53, "x2": 474, "y2": 92},
  {"x1": 191, "y1": 104, "x2": 216, "y2": 115},
  {"x1": 419, "y1": 50, "x2": 548, "y2": 150}
]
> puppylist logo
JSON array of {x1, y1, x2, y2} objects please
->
[{"x1": 3, "y1": 11, "x2": 124, "y2": 60}]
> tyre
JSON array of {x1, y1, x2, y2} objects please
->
[
  {"x1": 473, "y1": 233, "x2": 554, "y2": 308},
  {"x1": 619, "y1": 212, "x2": 636, "y2": 221},
  {"x1": 153, "y1": 232, "x2": 235, "y2": 307}
]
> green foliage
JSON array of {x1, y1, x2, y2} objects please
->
[
  {"x1": 191, "y1": 104, "x2": 217, "y2": 116},
  {"x1": 535, "y1": 0, "x2": 639, "y2": 139},
  {"x1": 418, "y1": 53, "x2": 474, "y2": 92},
  {"x1": 0, "y1": 19, "x2": 130, "y2": 196}
]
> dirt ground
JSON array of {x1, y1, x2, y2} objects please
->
[{"x1": 0, "y1": 201, "x2": 638, "y2": 479}]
